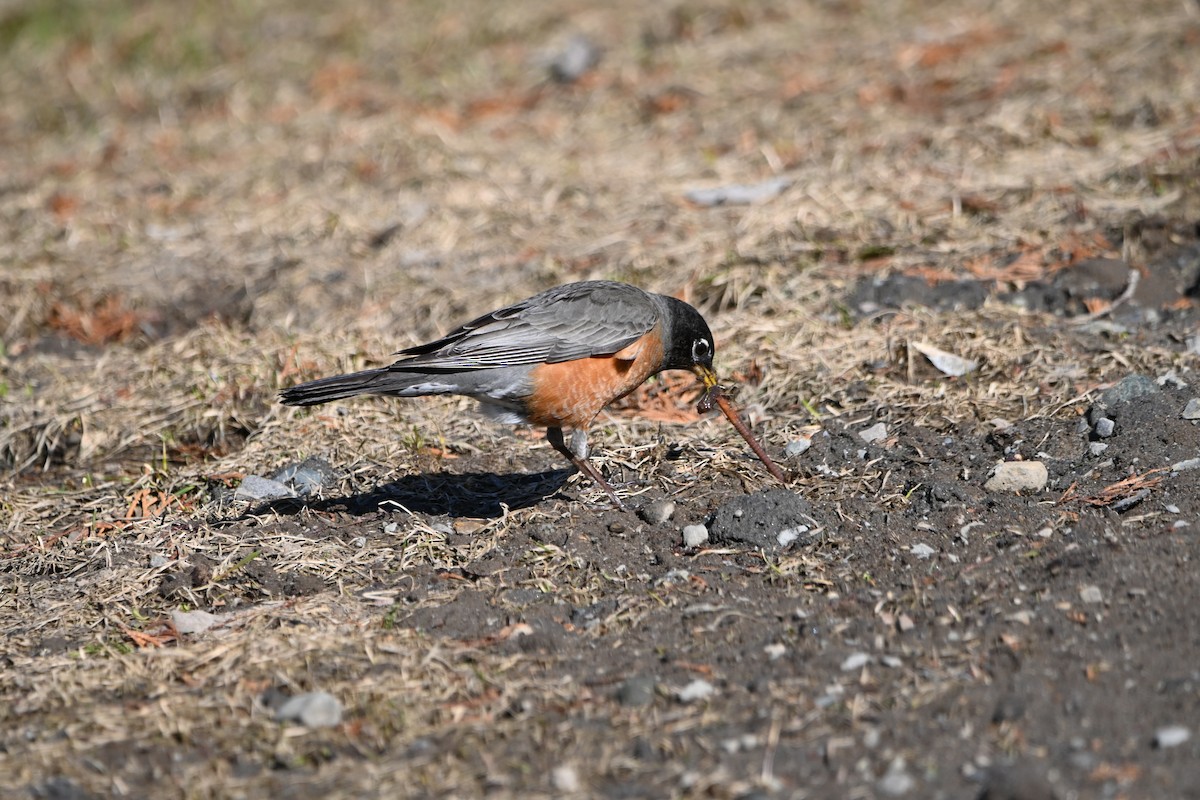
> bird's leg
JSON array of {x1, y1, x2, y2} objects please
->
[{"x1": 547, "y1": 427, "x2": 626, "y2": 510}]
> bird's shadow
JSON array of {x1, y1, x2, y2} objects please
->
[{"x1": 244, "y1": 468, "x2": 573, "y2": 520}]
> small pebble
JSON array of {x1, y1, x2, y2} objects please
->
[
  {"x1": 984, "y1": 461, "x2": 1048, "y2": 493},
  {"x1": 682, "y1": 524, "x2": 709, "y2": 549},
  {"x1": 859, "y1": 422, "x2": 888, "y2": 445},
  {"x1": 1172, "y1": 458, "x2": 1200, "y2": 473},
  {"x1": 638, "y1": 500, "x2": 676, "y2": 525},
  {"x1": 776, "y1": 526, "x2": 808, "y2": 547},
  {"x1": 1154, "y1": 725, "x2": 1191, "y2": 749},
  {"x1": 841, "y1": 652, "x2": 871, "y2": 672},
  {"x1": 616, "y1": 675, "x2": 656, "y2": 707},
  {"x1": 1182, "y1": 399, "x2": 1200, "y2": 420},
  {"x1": 275, "y1": 691, "x2": 343, "y2": 728},
  {"x1": 910, "y1": 543, "x2": 936, "y2": 559},
  {"x1": 1158, "y1": 370, "x2": 1188, "y2": 389},
  {"x1": 1094, "y1": 417, "x2": 1116, "y2": 438},
  {"x1": 877, "y1": 758, "x2": 915, "y2": 796},
  {"x1": 546, "y1": 34, "x2": 601, "y2": 83},
  {"x1": 684, "y1": 177, "x2": 791, "y2": 207},
  {"x1": 1079, "y1": 585, "x2": 1104, "y2": 604},
  {"x1": 551, "y1": 764, "x2": 581, "y2": 792},
  {"x1": 784, "y1": 439, "x2": 811, "y2": 458},
  {"x1": 676, "y1": 679, "x2": 714, "y2": 703},
  {"x1": 171, "y1": 609, "x2": 220, "y2": 635},
  {"x1": 1088, "y1": 442, "x2": 1109, "y2": 456},
  {"x1": 764, "y1": 643, "x2": 787, "y2": 660}
]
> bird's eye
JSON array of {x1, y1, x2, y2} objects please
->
[{"x1": 692, "y1": 339, "x2": 711, "y2": 362}]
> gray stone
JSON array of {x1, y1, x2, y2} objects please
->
[
  {"x1": 1094, "y1": 417, "x2": 1115, "y2": 437},
  {"x1": 546, "y1": 34, "x2": 601, "y2": 83},
  {"x1": 1079, "y1": 585, "x2": 1103, "y2": 604},
  {"x1": 1182, "y1": 398, "x2": 1200, "y2": 420},
  {"x1": 984, "y1": 461, "x2": 1048, "y2": 493},
  {"x1": 859, "y1": 422, "x2": 888, "y2": 445},
  {"x1": 235, "y1": 475, "x2": 294, "y2": 502},
  {"x1": 1089, "y1": 374, "x2": 1160, "y2": 426},
  {"x1": 617, "y1": 675, "x2": 656, "y2": 707},
  {"x1": 638, "y1": 500, "x2": 676, "y2": 525},
  {"x1": 910, "y1": 543, "x2": 936, "y2": 559},
  {"x1": 275, "y1": 691, "x2": 343, "y2": 728},
  {"x1": 1101, "y1": 374, "x2": 1160, "y2": 405},
  {"x1": 784, "y1": 438, "x2": 811, "y2": 458},
  {"x1": 1088, "y1": 442, "x2": 1109, "y2": 456},
  {"x1": 271, "y1": 456, "x2": 338, "y2": 497}
]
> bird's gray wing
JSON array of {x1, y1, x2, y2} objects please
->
[{"x1": 392, "y1": 282, "x2": 660, "y2": 371}]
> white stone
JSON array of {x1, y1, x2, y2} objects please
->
[
  {"x1": 984, "y1": 461, "x2": 1048, "y2": 493},
  {"x1": 1154, "y1": 725, "x2": 1191, "y2": 748},
  {"x1": 682, "y1": 524, "x2": 709, "y2": 548},
  {"x1": 676, "y1": 679, "x2": 715, "y2": 703},
  {"x1": 840, "y1": 652, "x2": 871, "y2": 672}
]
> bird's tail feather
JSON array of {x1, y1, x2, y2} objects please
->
[{"x1": 279, "y1": 369, "x2": 395, "y2": 407}]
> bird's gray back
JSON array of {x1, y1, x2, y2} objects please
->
[{"x1": 393, "y1": 281, "x2": 661, "y2": 371}]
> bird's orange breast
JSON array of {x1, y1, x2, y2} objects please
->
[{"x1": 524, "y1": 327, "x2": 665, "y2": 429}]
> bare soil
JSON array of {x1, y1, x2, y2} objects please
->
[{"x1": 3, "y1": 1, "x2": 1200, "y2": 798}]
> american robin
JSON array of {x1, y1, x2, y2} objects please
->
[{"x1": 279, "y1": 280, "x2": 719, "y2": 508}]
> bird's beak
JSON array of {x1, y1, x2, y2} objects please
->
[{"x1": 692, "y1": 364, "x2": 719, "y2": 389}]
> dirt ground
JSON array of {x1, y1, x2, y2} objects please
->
[{"x1": 3, "y1": 0, "x2": 1200, "y2": 798}]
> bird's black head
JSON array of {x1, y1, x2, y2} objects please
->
[{"x1": 660, "y1": 296, "x2": 717, "y2": 386}]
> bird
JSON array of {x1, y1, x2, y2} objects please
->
[{"x1": 279, "y1": 280, "x2": 719, "y2": 508}]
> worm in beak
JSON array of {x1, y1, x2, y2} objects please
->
[{"x1": 693, "y1": 367, "x2": 787, "y2": 484}]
